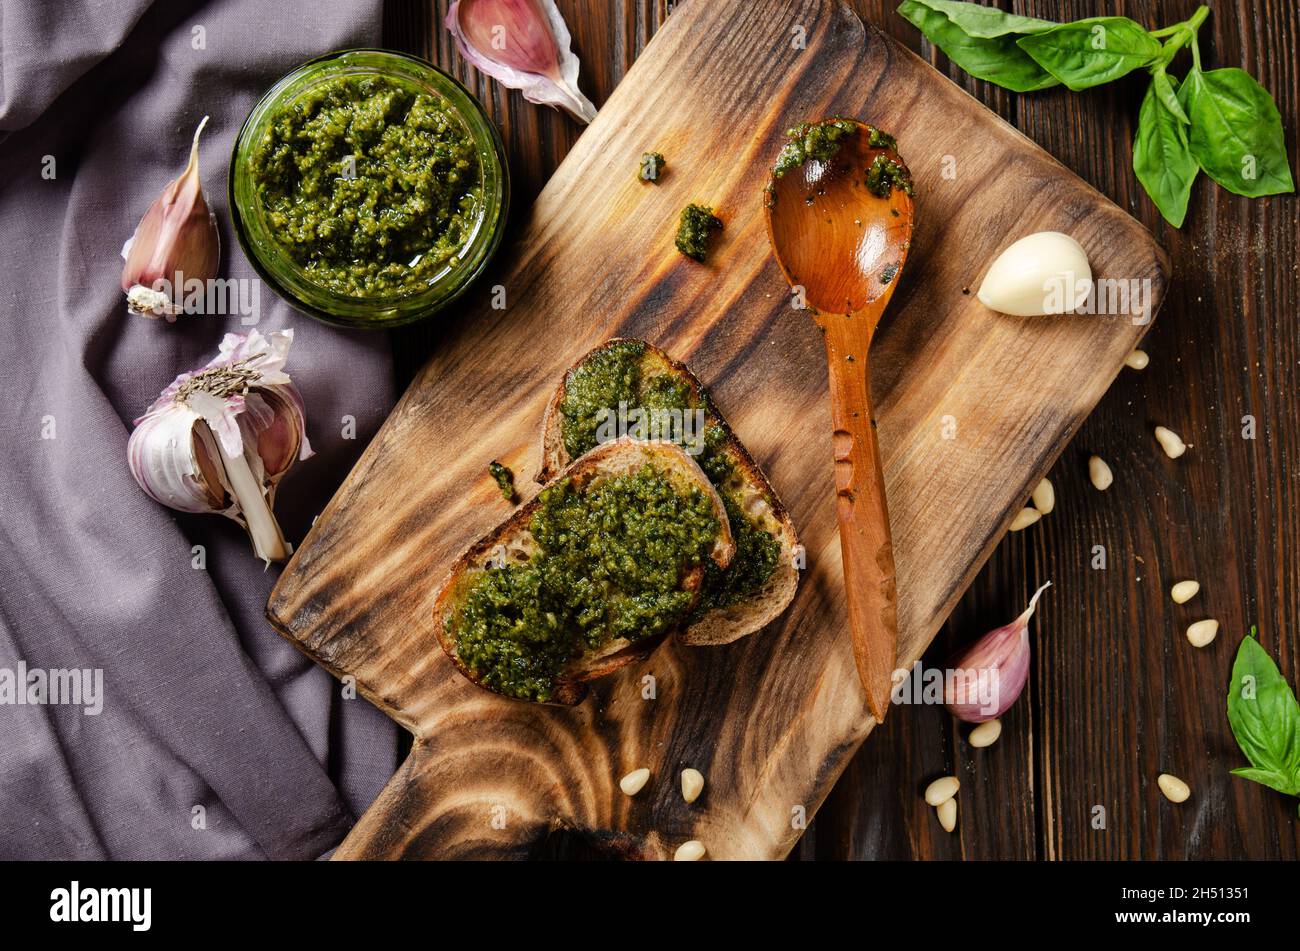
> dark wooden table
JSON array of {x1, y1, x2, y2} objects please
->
[{"x1": 384, "y1": 0, "x2": 1299, "y2": 859}]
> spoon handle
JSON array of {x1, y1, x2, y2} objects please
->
[{"x1": 822, "y1": 319, "x2": 898, "y2": 722}]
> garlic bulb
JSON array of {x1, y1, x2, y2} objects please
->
[
  {"x1": 944, "y1": 582, "x2": 1051, "y2": 722},
  {"x1": 121, "y1": 116, "x2": 220, "y2": 320},
  {"x1": 446, "y1": 0, "x2": 597, "y2": 124},
  {"x1": 128, "y1": 330, "x2": 312, "y2": 564},
  {"x1": 976, "y1": 232, "x2": 1091, "y2": 317}
]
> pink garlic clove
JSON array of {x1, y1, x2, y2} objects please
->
[
  {"x1": 121, "y1": 116, "x2": 221, "y2": 320},
  {"x1": 446, "y1": 0, "x2": 597, "y2": 124},
  {"x1": 459, "y1": 0, "x2": 560, "y2": 77},
  {"x1": 944, "y1": 582, "x2": 1051, "y2": 723}
]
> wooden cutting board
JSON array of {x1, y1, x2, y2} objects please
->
[{"x1": 268, "y1": 0, "x2": 1168, "y2": 859}]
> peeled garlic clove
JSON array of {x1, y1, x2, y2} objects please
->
[
  {"x1": 121, "y1": 117, "x2": 220, "y2": 320},
  {"x1": 128, "y1": 330, "x2": 313, "y2": 565},
  {"x1": 977, "y1": 231, "x2": 1092, "y2": 317},
  {"x1": 944, "y1": 582, "x2": 1051, "y2": 723},
  {"x1": 446, "y1": 0, "x2": 597, "y2": 124}
]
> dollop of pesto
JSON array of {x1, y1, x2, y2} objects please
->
[
  {"x1": 675, "y1": 204, "x2": 723, "y2": 263},
  {"x1": 773, "y1": 117, "x2": 859, "y2": 178},
  {"x1": 250, "y1": 74, "x2": 482, "y2": 299},
  {"x1": 487, "y1": 460, "x2": 515, "y2": 501},
  {"x1": 447, "y1": 465, "x2": 720, "y2": 701},
  {"x1": 639, "y1": 152, "x2": 666, "y2": 183},
  {"x1": 865, "y1": 154, "x2": 914, "y2": 198},
  {"x1": 558, "y1": 343, "x2": 782, "y2": 617}
]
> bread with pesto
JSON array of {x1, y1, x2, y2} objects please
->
[
  {"x1": 537, "y1": 338, "x2": 800, "y2": 646},
  {"x1": 434, "y1": 437, "x2": 735, "y2": 704}
]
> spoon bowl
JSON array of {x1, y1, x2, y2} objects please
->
[
  {"x1": 764, "y1": 119, "x2": 915, "y2": 722},
  {"x1": 766, "y1": 123, "x2": 915, "y2": 317}
]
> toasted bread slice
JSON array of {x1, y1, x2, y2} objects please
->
[
  {"x1": 434, "y1": 437, "x2": 735, "y2": 705},
  {"x1": 538, "y1": 339, "x2": 800, "y2": 646}
]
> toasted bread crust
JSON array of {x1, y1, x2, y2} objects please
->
[
  {"x1": 433, "y1": 438, "x2": 734, "y2": 705},
  {"x1": 537, "y1": 339, "x2": 800, "y2": 646}
]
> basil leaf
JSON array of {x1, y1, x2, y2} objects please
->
[
  {"x1": 1226, "y1": 633, "x2": 1300, "y2": 792},
  {"x1": 898, "y1": 0, "x2": 1060, "y2": 93},
  {"x1": 902, "y1": 0, "x2": 1057, "y2": 38},
  {"x1": 1016, "y1": 17, "x2": 1163, "y2": 91},
  {"x1": 1133, "y1": 74, "x2": 1198, "y2": 226},
  {"x1": 1231, "y1": 767, "x2": 1300, "y2": 798},
  {"x1": 1182, "y1": 66, "x2": 1296, "y2": 197},
  {"x1": 1152, "y1": 68, "x2": 1188, "y2": 125}
]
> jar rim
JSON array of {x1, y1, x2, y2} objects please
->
[{"x1": 229, "y1": 48, "x2": 509, "y2": 330}]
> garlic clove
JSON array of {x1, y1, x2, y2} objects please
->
[
  {"x1": 128, "y1": 330, "x2": 311, "y2": 565},
  {"x1": 121, "y1": 116, "x2": 221, "y2": 320},
  {"x1": 976, "y1": 231, "x2": 1092, "y2": 317},
  {"x1": 944, "y1": 582, "x2": 1051, "y2": 722},
  {"x1": 446, "y1": 0, "x2": 597, "y2": 124}
]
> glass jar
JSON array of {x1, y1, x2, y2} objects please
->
[{"x1": 229, "y1": 49, "x2": 509, "y2": 329}]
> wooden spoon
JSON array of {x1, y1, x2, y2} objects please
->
[{"x1": 764, "y1": 120, "x2": 915, "y2": 722}]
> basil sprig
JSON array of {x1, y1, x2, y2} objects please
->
[
  {"x1": 1227, "y1": 629, "x2": 1300, "y2": 815},
  {"x1": 897, "y1": 1, "x2": 1295, "y2": 226}
]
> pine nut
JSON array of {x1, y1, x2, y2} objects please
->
[
  {"x1": 936, "y1": 797, "x2": 958, "y2": 832},
  {"x1": 968, "y1": 718, "x2": 1002, "y2": 748},
  {"x1": 1154, "y1": 426, "x2": 1187, "y2": 459},
  {"x1": 681, "y1": 768, "x2": 704, "y2": 804},
  {"x1": 1186, "y1": 619, "x2": 1219, "y2": 648},
  {"x1": 1031, "y1": 477, "x2": 1055, "y2": 514},
  {"x1": 674, "y1": 840, "x2": 706, "y2": 861},
  {"x1": 924, "y1": 776, "x2": 960, "y2": 806},
  {"x1": 1009, "y1": 507, "x2": 1041, "y2": 531},
  {"x1": 1157, "y1": 773, "x2": 1191, "y2": 803},
  {"x1": 1170, "y1": 580, "x2": 1200, "y2": 604},
  {"x1": 619, "y1": 767, "x2": 650, "y2": 796},
  {"x1": 1125, "y1": 349, "x2": 1149, "y2": 370},
  {"x1": 1088, "y1": 455, "x2": 1113, "y2": 491}
]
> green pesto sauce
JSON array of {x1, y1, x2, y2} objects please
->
[
  {"x1": 675, "y1": 203, "x2": 723, "y2": 262},
  {"x1": 773, "y1": 117, "x2": 859, "y2": 178},
  {"x1": 447, "y1": 465, "x2": 720, "y2": 701},
  {"x1": 558, "y1": 342, "x2": 782, "y2": 618},
  {"x1": 487, "y1": 460, "x2": 515, "y2": 501},
  {"x1": 865, "y1": 154, "x2": 914, "y2": 198},
  {"x1": 639, "y1": 152, "x2": 666, "y2": 183},
  {"x1": 250, "y1": 74, "x2": 482, "y2": 299}
]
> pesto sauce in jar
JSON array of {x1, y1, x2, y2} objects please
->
[
  {"x1": 249, "y1": 74, "x2": 482, "y2": 299},
  {"x1": 558, "y1": 342, "x2": 782, "y2": 619},
  {"x1": 447, "y1": 465, "x2": 721, "y2": 701}
]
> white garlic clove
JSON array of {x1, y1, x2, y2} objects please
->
[{"x1": 977, "y1": 231, "x2": 1092, "y2": 317}]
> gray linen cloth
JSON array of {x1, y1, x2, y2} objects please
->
[{"x1": 0, "y1": 0, "x2": 403, "y2": 858}]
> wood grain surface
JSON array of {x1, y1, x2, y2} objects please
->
[
  {"x1": 268, "y1": 0, "x2": 1177, "y2": 859},
  {"x1": 373, "y1": 0, "x2": 1299, "y2": 861}
]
